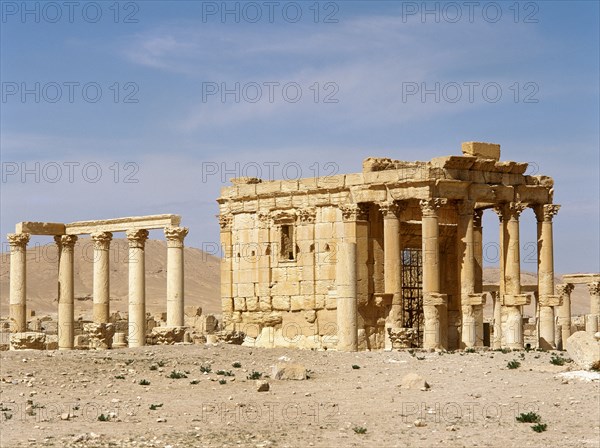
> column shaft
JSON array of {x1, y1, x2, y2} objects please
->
[
  {"x1": 492, "y1": 291, "x2": 502, "y2": 349},
  {"x1": 165, "y1": 227, "x2": 189, "y2": 327},
  {"x1": 381, "y1": 202, "x2": 402, "y2": 350},
  {"x1": 536, "y1": 204, "x2": 560, "y2": 349},
  {"x1": 458, "y1": 202, "x2": 476, "y2": 348},
  {"x1": 473, "y1": 211, "x2": 484, "y2": 346},
  {"x1": 8, "y1": 233, "x2": 30, "y2": 332},
  {"x1": 420, "y1": 198, "x2": 447, "y2": 350},
  {"x1": 586, "y1": 282, "x2": 600, "y2": 333},
  {"x1": 556, "y1": 283, "x2": 574, "y2": 349},
  {"x1": 56, "y1": 235, "x2": 78, "y2": 350},
  {"x1": 127, "y1": 229, "x2": 148, "y2": 347},
  {"x1": 219, "y1": 214, "x2": 234, "y2": 330},
  {"x1": 336, "y1": 204, "x2": 364, "y2": 352},
  {"x1": 92, "y1": 232, "x2": 112, "y2": 323},
  {"x1": 502, "y1": 202, "x2": 526, "y2": 349}
]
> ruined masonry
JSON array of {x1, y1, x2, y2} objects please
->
[
  {"x1": 218, "y1": 142, "x2": 599, "y2": 352},
  {"x1": 7, "y1": 214, "x2": 188, "y2": 349}
]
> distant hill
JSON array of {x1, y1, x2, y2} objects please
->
[
  {"x1": 0, "y1": 241, "x2": 592, "y2": 320},
  {"x1": 0, "y1": 238, "x2": 220, "y2": 319}
]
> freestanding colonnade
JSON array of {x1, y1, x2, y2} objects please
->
[{"x1": 7, "y1": 214, "x2": 188, "y2": 349}]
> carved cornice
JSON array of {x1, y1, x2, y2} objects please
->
[
  {"x1": 271, "y1": 210, "x2": 296, "y2": 224},
  {"x1": 54, "y1": 234, "x2": 78, "y2": 250},
  {"x1": 7, "y1": 233, "x2": 30, "y2": 249},
  {"x1": 587, "y1": 282, "x2": 600, "y2": 296},
  {"x1": 126, "y1": 229, "x2": 149, "y2": 249},
  {"x1": 556, "y1": 283, "x2": 574, "y2": 297},
  {"x1": 91, "y1": 231, "x2": 113, "y2": 251},
  {"x1": 419, "y1": 198, "x2": 447, "y2": 217},
  {"x1": 379, "y1": 201, "x2": 403, "y2": 219},
  {"x1": 164, "y1": 227, "x2": 189, "y2": 248}
]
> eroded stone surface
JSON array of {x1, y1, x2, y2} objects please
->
[
  {"x1": 10, "y1": 332, "x2": 46, "y2": 350},
  {"x1": 566, "y1": 331, "x2": 600, "y2": 370}
]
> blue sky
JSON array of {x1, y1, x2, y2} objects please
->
[{"x1": 1, "y1": 0, "x2": 598, "y2": 274}]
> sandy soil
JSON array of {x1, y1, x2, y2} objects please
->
[{"x1": 0, "y1": 344, "x2": 598, "y2": 448}]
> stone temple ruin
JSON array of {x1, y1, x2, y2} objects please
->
[
  {"x1": 4, "y1": 143, "x2": 599, "y2": 354},
  {"x1": 218, "y1": 142, "x2": 600, "y2": 351},
  {"x1": 5, "y1": 214, "x2": 193, "y2": 349}
]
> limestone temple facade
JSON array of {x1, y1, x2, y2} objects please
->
[
  {"x1": 7, "y1": 214, "x2": 188, "y2": 349},
  {"x1": 217, "y1": 142, "x2": 598, "y2": 352}
]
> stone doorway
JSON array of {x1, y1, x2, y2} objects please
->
[{"x1": 402, "y1": 248, "x2": 424, "y2": 347}]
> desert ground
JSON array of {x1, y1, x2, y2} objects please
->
[{"x1": 0, "y1": 343, "x2": 598, "y2": 448}]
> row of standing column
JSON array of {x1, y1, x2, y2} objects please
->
[{"x1": 7, "y1": 227, "x2": 188, "y2": 349}]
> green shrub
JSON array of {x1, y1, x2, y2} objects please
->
[
  {"x1": 138, "y1": 379, "x2": 150, "y2": 385},
  {"x1": 353, "y1": 426, "x2": 367, "y2": 434},
  {"x1": 516, "y1": 412, "x2": 541, "y2": 423},
  {"x1": 507, "y1": 360, "x2": 521, "y2": 369},
  {"x1": 247, "y1": 370, "x2": 262, "y2": 380},
  {"x1": 532, "y1": 423, "x2": 547, "y2": 433},
  {"x1": 169, "y1": 370, "x2": 187, "y2": 379}
]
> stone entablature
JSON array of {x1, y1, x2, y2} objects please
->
[
  {"x1": 218, "y1": 142, "x2": 559, "y2": 352},
  {"x1": 7, "y1": 214, "x2": 188, "y2": 350}
]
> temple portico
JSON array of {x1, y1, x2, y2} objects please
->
[{"x1": 218, "y1": 142, "x2": 563, "y2": 351}]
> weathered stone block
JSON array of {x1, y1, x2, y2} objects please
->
[
  {"x1": 566, "y1": 331, "x2": 600, "y2": 370},
  {"x1": 151, "y1": 326, "x2": 186, "y2": 345},
  {"x1": 461, "y1": 141, "x2": 500, "y2": 160},
  {"x1": 233, "y1": 297, "x2": 247, "y2": 312},
  {"x1": 185, "y1": 306, "x2": 202, "y2": 317},
  {"x1": 84, "y1": 323, "x2": 115, "y2": 349},
  {"x1": 246, "y1": 296, "x2": 259, "y2": 312},
  {"x1": 272, "y1": 296, "x2": 291, "y2": 311},
  {"x1": 290, "y1": 295, "x2": 304, "y2": 311},
  {"x1": 10, "y1": 332, "x2": 46, "y2": 350},
  {"x1": 272, "y1": 363, "x2": 307, "y2": 380}
]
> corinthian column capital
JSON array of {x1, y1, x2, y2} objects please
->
[
  {"x1": 419, "y1": 198, "x2": 446, "y2": 217},
  {"x1": 340, "y1": 203, "x2": 369, "y2": 222},
  {"x1": 126, "y1": 229, "x2": 149, "y2": 249},
  {"x1": 588, "y1": 282, "x2": 600, "y2": 296},
  {"x1": 7, "y1": 233, "x2": 30, "y2": 249},
  {"x1": 379, "y1": 201, "x2": 403, "y2": 219},
  {"x1": 164, "y1": 226, "x2": 189, "y2": 248},
  {"x1": 54, "y1": 234, "x2": 78, "y2": 250},
  {"x1": 91, "y1": 231, "x2": 113, "y2": 250},
  {"x1": 556, "y1": 283, "x2": 574, "y2": 297}
]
